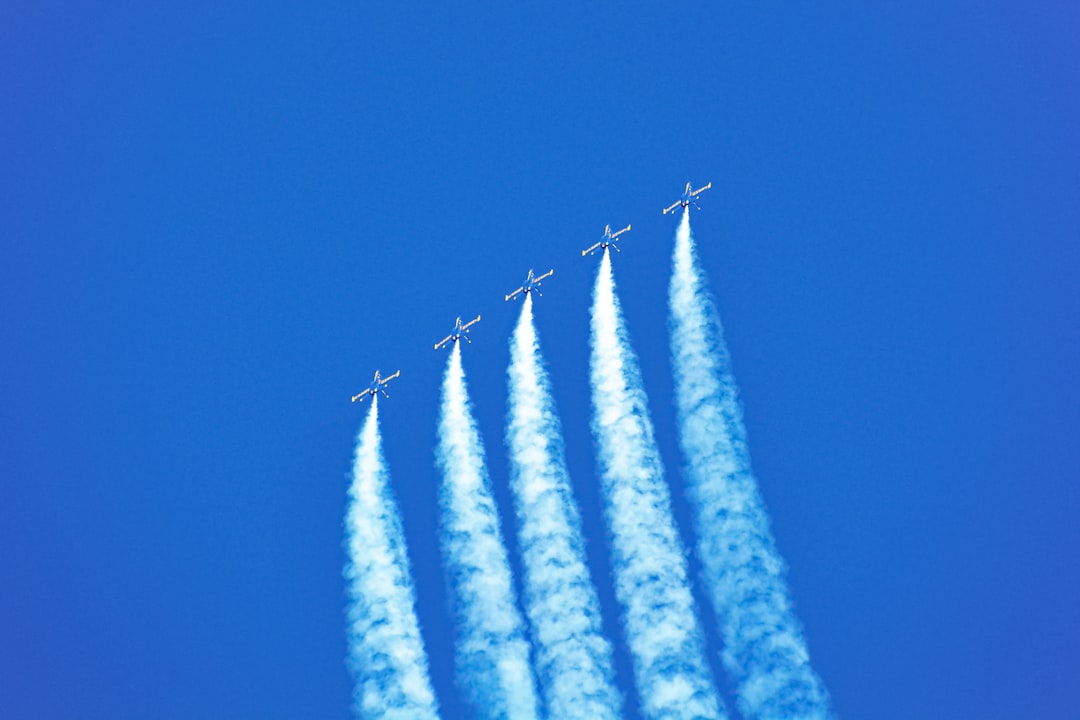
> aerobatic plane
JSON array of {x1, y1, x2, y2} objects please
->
[
  {"x1": 582, "y1": 223, "x2": 632, "y2": 257},
  {"x1": 351, "y1": 369, "x2": 400, "y2": 403},
  {"x1": 663, "y1": 181, "x2": 712, "y2": 214},
  {"x1": 434, "y1": 315, "x2": 481, "y2": 350},
  {"x1": 504, "y1": 268, "x2": 554, "y2": 301}
]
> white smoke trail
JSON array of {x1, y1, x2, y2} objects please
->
[
  {"x1": 589, "y1": 249, "x2": 727, "y2": 720},
  {"x1": 506, "y1": 294, "x2": 623, "y2": 720},
  {"x1": 669, "y1": 208, "x2": 833, "y2": 720},
  {"x1": 344, "y1": 397, "x2": 441, "y2": 720},
  {"x1": 436, "y1": 342, "x2": 541, "y2": 720}
]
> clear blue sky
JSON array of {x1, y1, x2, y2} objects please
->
[{"x1": 3, "y1": 3, "x2": 1078, "y2": 718}]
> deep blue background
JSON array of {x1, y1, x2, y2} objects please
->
[{"x1": 3, "y1": 3, "x2": 1078, "y2": 718}]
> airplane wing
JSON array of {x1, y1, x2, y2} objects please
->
[
  {"x1": 536, "y1": 269, "x2": 554, "y2": 282},
  {"x1": 691, "y1": 182, "x2": 712, "y2": 197},
  {"x1": 434, "y1": 334, "x2": 453, "y2": 350},
  {"x1": 379, "y1": 370, "x2": 401, "y2": 386},
  {"x1": 461, "y1": 316, "x2": 480, "y2": 331},
  {"x1": 610, "y1": 224, "x2": 631, "y2": 238},
  {"x1": 505, "y1": 287, "x2": 524, "y2": 301},
  {"x1": 351, "y1": 388, "x2": 373, "y2": 403},
  {"x1": 582, "y1": 242, "x2": 603, "y2": 257},
  {"x1": 662, "y1": 201, "x2": 681, "y2": 215}
]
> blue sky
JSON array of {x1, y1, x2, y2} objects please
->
[{"x1": 2, "y1": 2, "x2": 1078, "y2": 718}]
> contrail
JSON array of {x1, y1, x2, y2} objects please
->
[
  {"x1": 589, "y1": 249, "x2": 727, "y2": 720},
  {"x1": 506, "y1": 294, "x2": 623, "y2": 720},
  {"x1": 343, "y1": 397, "x2": 440, "y2": 720},
  {"x1": 436, "y1": 342, "x2": 541, "y2": 720},
  {"x1": 669, "y1": 208, "x2": 833, "y2": 720}
]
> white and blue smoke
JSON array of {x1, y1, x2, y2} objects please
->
[
  {"x1": 669, "y1": 208, "x2": 833, "y2": 720},
  {"x1": 436, "y1": 342, "x2": 541, "y2": 720},
  {"x1": 344, "y1": 397, "x2": 441, "y2": 720},
  {"x1": 506, "y1": 294, "x2": 623, "y2": 720},
  {"x1": 589, "y1": 249, "x2": 727, "y2": 720}
]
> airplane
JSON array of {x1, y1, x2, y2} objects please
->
[
  {"x1": 434, "y1": 315, "x2": 481, "y2": 350},
  {"x1": 662, "y1": 181, "x2": 712, "y2": 215},
  {"x1": 504, "y1": 268, "x2": 554, "y2": 301},
  {"x1": 581, "y1": 223, "x2": 632, "y2": 257},
  {"x1": 351, "y1": 369, "x2": 400, "y2": 403}
]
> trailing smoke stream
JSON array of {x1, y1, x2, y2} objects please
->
[
  {"x1": 507, "y1": 294, "x2": 622, "y2": 720},
  {"x1": 588, "y1": 249, "x2": 727, "y2": 720},
  {"x1": 344, "y1": 397, "x2": 440, "y2": 720},
  {"x1": 436, "y1": 342, "x2": 541, "y2": 720},
  {"x1": 669, "y1": 208, "x2": 833, "y2": 720}
]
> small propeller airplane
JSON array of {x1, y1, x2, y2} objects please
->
[
  {"x1": 581, "y1": 223, "x2": 632, "y2": 257},
  {"x1": 663, "y1": 181, "x2": 712, "y2": 215},
  {"x1": 434, "y1": 315, "x2": 481, "y2": 350},
  {"x1": 351, "y1": 369, "x2": 400, "y2": 403},
  {"x1": 505, "y1": 268, "x2": 554, "y2": 301}
]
